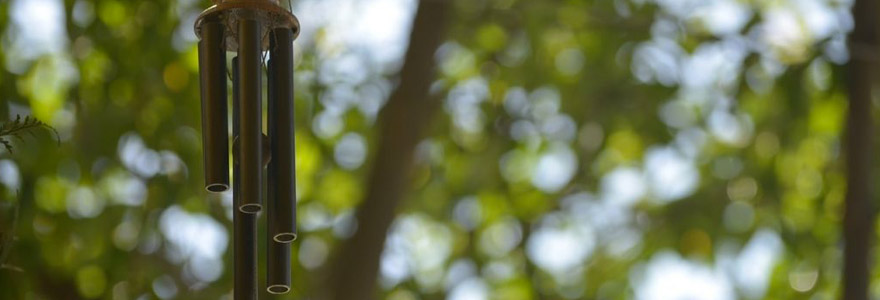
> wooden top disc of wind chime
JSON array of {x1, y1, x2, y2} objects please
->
[{"x1": 194, "y1": 0, "x2": 301, "y2": 51}]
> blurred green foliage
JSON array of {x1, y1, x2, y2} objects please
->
[{"x1": 0, "y1": 0, "x2": 863, "y2": 299}]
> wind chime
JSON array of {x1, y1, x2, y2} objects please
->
[{"x1": 195, "y1": 0, "x2": 298, "y2": 298}]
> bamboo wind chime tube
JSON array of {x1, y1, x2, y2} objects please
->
[
  {"x1": 197, "y1": 19, "x2": 229, "y2": 193},
  {"x1": 266, "y1": 58, "x2": 286, "y2": 294},
  {"x1": 232, "y1": 57, "x2": 259, "y2": 300},
  {"x1": 266, "y1": 239, "x2": 291, "y2": 294},
  {"x1": 268, "y1": 28, "x2": 297, "y2": 243},
  {"x1": 266, "y1": 27, "x2": 296, "y2": 294},
  {"x1": 237, "y1": 17, "x2": 263, "y2": 214}
]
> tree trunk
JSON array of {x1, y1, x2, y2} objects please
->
[
  {"x1": 328, "y1": 1, "x2": 451, "y2": 299},
  {"x1": 843, "y1": 0, "x2": 878, "y2": 299}
]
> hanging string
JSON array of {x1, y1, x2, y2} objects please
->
[
  {"x1": 223, "y1": 13, "x2": 235, "y2": 82},
  {"x1": 261, "y1": 20, "x2": 272, "y2": 70}
]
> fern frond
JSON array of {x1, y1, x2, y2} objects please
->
[
  {"x1": 0, "y1": 139, "x2": 11, "y2": 154},
  {"x1": 0, "y1": 115, "x2": 59, "y2": 153}
]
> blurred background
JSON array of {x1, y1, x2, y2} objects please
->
[{"x1": 0, "y1": 0, "x2": 865, "y2": 299}]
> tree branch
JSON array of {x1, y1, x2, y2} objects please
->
[
  {"x1": 327, "y1": 0, "x2": 451, "y2": 299},
  {"x1": 843, "y1": 0, "x2": 878, "y2": 299}
]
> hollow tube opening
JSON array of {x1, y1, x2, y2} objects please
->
[
  {"x1": 273, "y1": 233, "x2": 297, "y2": 243},
  {"x1": 206, "y1": 183, "x2": 229, "y2": 193},
  {"x1": 239, "y1": 203, "x2": 262, "y2": 214},
  {"x1": 267, "y1": 284, "x2": 291, "y2": 294}
]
